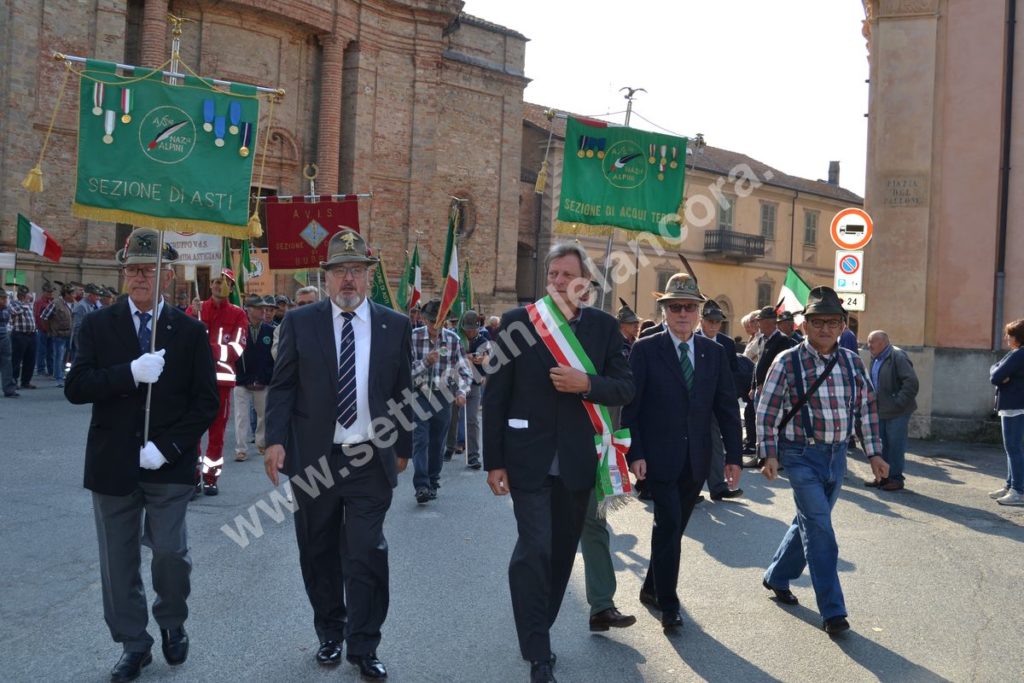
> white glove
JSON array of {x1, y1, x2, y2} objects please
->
[
  {"x1": 130, "y1": 349, "x2": 166, "y2": 385},
  {"x1": 139, "y1": 441, "x2": 168, "y2": 470}
]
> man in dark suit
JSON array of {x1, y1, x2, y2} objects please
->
[
  {"x1": 622, "y1": 273, "x2": 743, "y2": 634},
  {"x1": 264, "y1": 229, "x2": 412, "y2": 680},
  {"x1": 65, "y1": 228, "x2": 219, "y2": 682},
  {"x1": 695, "y1": 299, "x2": 744, "y2": 501},
  {"x1": 483, "y1": 242, "x2": 634, "y2": 683},
  {"x1": 744, "y1": 306, "x2": 796, "y2": 468}
]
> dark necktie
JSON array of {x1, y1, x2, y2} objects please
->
[
  {"x1": 678, "y1": 341, "x2": 694, "y2": 393},
  {"x1": 136, "y1": 311, "x2": 152, "y2": 353},
  {"x1": 336, "y1": 311, "x2": 357, "y2": 428}
]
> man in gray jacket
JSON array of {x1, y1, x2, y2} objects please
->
[{"x1": 865, "y1": 330, "x2": 919, "y2": 491}]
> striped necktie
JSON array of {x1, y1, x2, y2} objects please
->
[
  {"x1": 678, "y1": 341, "x2": 694, "y2": 393},
  {"x1": 336, "y1": 311, "x2": 357, "y2": 428}
]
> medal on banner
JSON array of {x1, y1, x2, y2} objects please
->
[
  {"x1": 120, "y1": 88, "x2": 132, "y2": 124},
  {"x1": 670, "y1": 146, "x2": 679, "y2": 169},
  {"x1": 214, "y1": 115, "x2": 226, "y2": 147},
  {"x1": 228, "y1": 101, "x2": 241, "y2": 135},
  {"x1": 577, "y1": 135, "x2": 587, "y2": 159},
  {"x1": 103, "y1": 110, "x2": 115, "y2": 144},
  {"x1": 203, "y1": 99, "x2": 215, "y2": 132},
  {"x1": 92, "y1": 82, "x2": 104, "y2": 115},
  {"x1": 648, "y1": 143, "x2": 656, "y2": 165},
  {"x1": 596, "y1": 138, "x2": 606, "y2": 159},
  {"x1": 239, "y1": 122, "x2": 252, "y2": 157}
]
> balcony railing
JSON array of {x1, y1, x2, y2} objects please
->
[{"x1": 703, "y1": 229, "x2": 765, "y2": 260}]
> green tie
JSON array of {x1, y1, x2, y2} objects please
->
[{"x1": 678, "y1": 341, "x2": 694, "y2": 393}]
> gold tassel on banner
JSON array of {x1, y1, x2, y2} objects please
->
[
  {"x1": 21, "y1": 165, "x2": 43, "y2": 193},
  {"x1": 22, "y1": 59, "x2": 72, "y2": 193},
  {"x1": 534, "y1": 108, "x2": 556, "y2": 195},
  {"x1": 248, "y1": 212, "x2": 263, "y2": 239},
  {"x1": 534, "y1": 159, "x2": 548, "y2": 195}
]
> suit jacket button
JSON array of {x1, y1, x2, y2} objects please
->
[{"x1": 135, "y1": 431, "x2": 142, "y2": 438}]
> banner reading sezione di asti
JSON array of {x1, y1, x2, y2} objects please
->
[{"x1": 72, "y1": 60, "x2": 259, "y2": 237}]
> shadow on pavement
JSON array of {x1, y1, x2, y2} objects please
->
[
  {"x1": 663, "y1": 608, "x2": 784, "y2": 683},
  {"x1": 842, "y1": 486, "x2": 1024, "y2": 543}
]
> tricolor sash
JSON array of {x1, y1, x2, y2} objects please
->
[{"x1": 526, "y1": 296, "x2": 632, "y2": 512}]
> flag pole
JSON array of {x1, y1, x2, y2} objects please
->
[
  {"x1": 143, "y1": 15, "x2": 188, "y2": 443},
  {"x1": 598, "y1": 87, "x2": 643, "y2": 311}
]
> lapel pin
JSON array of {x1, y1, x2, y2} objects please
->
[{"x1": 381, "y1": 324, "x2": 387, "y2": 329}]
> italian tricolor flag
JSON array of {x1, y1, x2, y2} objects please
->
[
  {"x1": 779, "y1": 266, "x2": 811, "y2": 315},
  {"x1": 16, "y1": 214, "x2": 62, "y2": 262},
  {"x1": 408, "y1": 244, "x2": 422, "y2": 310},
  {"x1": 434, "y1": 204, "x2": 460, "y2": 327}
]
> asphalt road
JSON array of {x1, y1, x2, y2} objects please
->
[{"x1": 2, "y1": 378, "x2": 1022, "y2": 682}]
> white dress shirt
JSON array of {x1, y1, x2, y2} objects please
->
[{"x1": 332, "y1": 297, "x2": 372, "y2": 444}]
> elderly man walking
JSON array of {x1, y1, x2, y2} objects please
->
[{"x1": 865, "y1": 330, "x2": 919, "y2": 491}]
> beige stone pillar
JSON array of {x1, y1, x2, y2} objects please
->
[
  {"x1": 317, "y1": 34, "x2": 347, "y2": 195},
  {"x1": 140, "y1": 0, "x2": 169, "y2": 68}
]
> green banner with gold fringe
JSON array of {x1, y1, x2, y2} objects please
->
[
  {"x1": 557, "y1": 117, "x2": 686, "y2": 238},
  {"x1": 72, "y1": 60, "x2": 259, "y2": 237}
]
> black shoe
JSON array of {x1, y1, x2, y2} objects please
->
[
  {"x1": 589, "y1": 607, "x2": 637, "y2": 631},
  {"x1": 415, "y1": 487, "x2": 431, "y2": 504},
  {"x1": 694, "y1": 494, "x2": 705, "y2": 505},
  {"x1": 742, "y1": 445, "x2": 757, "y2": 455},
  {"x1": 316, "y1": 640, "x2": 343, "y2": 666},
  {"x1": 741, "y1": 456, "x2": 764, "y2": 469},
  {"x1": 443, "y1": 449, "x2": 454, "y2": 462},
  {"x1": 639, "y1": 588, "x2": 658, "y2": 609},
  {"x1": 467, "y1": 455, "x2": 482, "y2": 470},
  {"x1": 203, "y1": 483, "x2": 218, "y2": 496},
  {"x1": 347, "y1": 653, "x2": 387, "y2": 679},
  {"x1": 428, "y1": 488, "x2": 438, "y2": 500},
  {"x1": 710, "y1": 488, "x2": 744, "y2": 501},
  {"x1": 530, "y1": 660, "x2": 556, "y2": 683},
  {"x1": 824, "y1": 616, "x2": 850, "y2": 635},
  {"x1": 160, "y1": 626, "x2": 189, "y2": 665},
  {"x1": 762, "y1": 579, "x2": 799, "y2": 605},
  {"x1": 661, "y1": 610, "x2": 684, "y2": 634},
  {"x1": 4, "y1": 392, "x2": 19, "y2": 398},
  {"x1": 110, "y1": 651, "x2": 152, "y2": 682}
]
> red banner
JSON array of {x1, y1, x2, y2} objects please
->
[{"x1": 265, "y1": 195, "x2": 360, "y2": 270}]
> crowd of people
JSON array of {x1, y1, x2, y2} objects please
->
[{"x1": 4, "y1": 230, "x2": 1022, "y2": 683}]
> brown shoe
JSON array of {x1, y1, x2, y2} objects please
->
[
  {"x1": 864, "y1": 477, "x2": 887, "y2": 487},
  {"x1": 589, "y1": 607, "x2": 637, "y2": 631},
  {"x1": 880, "y1": 479, "x2": 904, "y2": 491},
  {"x1": 234, "y1": 451, "x2": 248, "y2": 462}
]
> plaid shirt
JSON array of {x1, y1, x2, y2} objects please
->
[
  {"x1": 411, "y1": 326, "x2": 472, "y2": 396},
  {"x1": 756, "y1": 341, "x2": 881, "y2": 460},
  {"x1": 8, "y1": 300, "x2": 36, "y2": 334}
]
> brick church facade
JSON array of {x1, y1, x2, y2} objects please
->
[{"x1": 1, "y1": 0, "x2": 527, "y2": 309}]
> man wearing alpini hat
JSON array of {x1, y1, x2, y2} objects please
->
[
  {"x1": 265, "y1": 228, "x2": 412, "y2": 680},
  {"x1": 622, "y1": 272, "x2": 742, "y2": 634},
  {"x1": 65, "y1": 228, "x2": 219, "y2": 682},
  {"x1": 757, "y1": 286, "x2": 887, "y2": 636}
]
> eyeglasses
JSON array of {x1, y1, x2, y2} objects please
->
[
  {"x1": 296, "y1": 300, "x2": 314, "y2": 306},
  {"x1": 123, "y1": 266, "x2": 158, "y2": 277},
  {"x1": 808, "y1": 318, "x2": 843, "y2": 330},
  {"x1": 326, "y1": 265, "x2": 368, "y2": 278},
  {"x1": 665, "y1": 302, "x2": 699, "y2": 313}
]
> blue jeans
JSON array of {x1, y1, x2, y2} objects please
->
[
  {"x1": 36, "y1": 330, "x2": 53, "y2": 374},
  {"x1": 1002, "y1": 414, "x2": 1024, "y2": 494},
  {"x1": 879, "y1": 414, "x2": 910, "y2": 482},
  {"x1": 51, "y1": 336, "x2": 68, "y2": 381},
  {"x1": 412, "y1": 392, "x2": 453, "y2": 491},
  {"x1": 764, "y1": 440, "x2": 848, "y2": 621}
]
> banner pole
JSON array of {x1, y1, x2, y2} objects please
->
[{"x1": 598, "y1": 89, "x2": 641, "y2": 311}]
